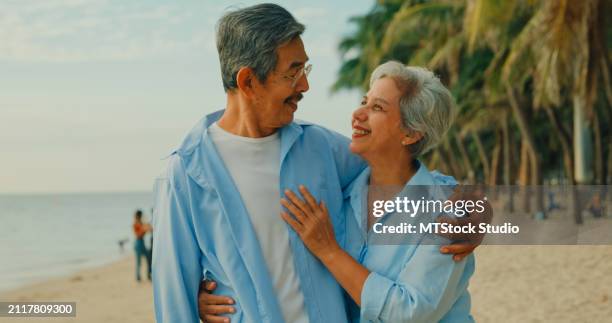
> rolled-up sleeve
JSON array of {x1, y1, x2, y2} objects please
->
[
  {"x1": 360, "y1": 244, "x2": 469, "y2": 323},
  {"x1": 152, "y1": 155, "x2": 202, "y2": 323}
]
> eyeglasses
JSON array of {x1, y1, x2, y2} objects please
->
[{"x1": 283, "y1": 64, "x2": 312, "y2": 88}]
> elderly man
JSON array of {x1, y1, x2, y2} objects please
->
[{"x1": 153, "y1": 3, "x2": 480, "y2": 323}]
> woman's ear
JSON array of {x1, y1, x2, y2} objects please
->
[{"x1": 402, "y1": 131, "x2": 423, "y2": 146}]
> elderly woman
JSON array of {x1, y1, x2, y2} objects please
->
[{"x1": 281, "y1": 61, "x2": 474, "y2": 322}]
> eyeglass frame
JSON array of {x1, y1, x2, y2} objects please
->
[{"x1": 281, "y1": 63, "x2": 312, "y2": 88}]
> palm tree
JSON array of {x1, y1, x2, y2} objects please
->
[
  {"x1": 332, "y1": 1, "x2": 405, "y2": 92},
  {"x1": 501, "y1": 0, "x2": 611, "y2": 185}
]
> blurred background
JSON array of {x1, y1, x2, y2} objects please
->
[{"x1": 0, "y1": 0, "x2": 610, "y2": 322}]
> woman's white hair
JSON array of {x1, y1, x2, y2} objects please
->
[{"x1": 369, "y1": 61, "x2": 456, "y2": 157}]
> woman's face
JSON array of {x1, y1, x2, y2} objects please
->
[{"x1": 349, "y1": 77, "x2": 416, "y2": 160}]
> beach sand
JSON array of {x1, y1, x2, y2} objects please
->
[
  {"x1": 470, "y1": 245, "x2": 612, "y2": 323},
  {"x1": 0, "y1": 257, "x2": 153, "y2": 323},
  {"x1": 1, "y1": 246, "x2": 611, "y2": 322}
]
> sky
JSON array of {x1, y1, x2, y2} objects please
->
[{"x1": 0, "y1": 0, "x2": 373, "y2": 194}]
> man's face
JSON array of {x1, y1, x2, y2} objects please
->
[{"x1": 251, "y1": 36, "x2": 310, "y2": 129}]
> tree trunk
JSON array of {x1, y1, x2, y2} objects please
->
[
  {"x1": 501, "y1": 115, "x2": 514, "y2": 213},
  {"x1": 601, "y1": 102, "x2": 612, "y2": 185},
  {"x1": 501, "y1": 114, "x2": 512, "y2": 186},
  {"x1": 489, "y1": 138, "x2": 501, "y2": 186},
  {"x1": 455, "y1": 134, "x2": 475, "y2": 184},
  {"x1": 507, "y1": 85, "x2": 542, "y2": 215},
  {"x1": 471, "y1": 130, "x2": 490, "y2": 183},
  {"x1": 507, "y1": 86, "x2": 540, "y2": 184},
  {"x1": 600, "y1": 55, "x2": 612, "y2": 115},
  {"x1": 572, "y1": 94, "x2": 593, "y2": 224},
  {"x1": 573, "y1": 94, "x2": 593, "y2": 184},
  {"x1": 442, "y1": 139, "x2": 463, "y2": 179},
  {"x1": 593, "y1": 107, "x2": 604, "y2": 184},
  {"x1": 519, "y1": 139, "x2": 531, "y2": 213},
  {"x1": 608, "y1": 140, "x2": 612, "y2": 185},
  {"x1": 594, "y1": 0, "x2": 612, "y2": 115},
  {"x1": 490, "y1": 131, "x2": 501, "y2": 200},
  {"x1": 544, "y1": 106, "x2": 574, "y2": 184},
  {"x1": 518, "y1": 139, "x2": 530, "y2": 186},
  {"x1": 572, "y1": 186, "x2": 583, "y2": 225}
]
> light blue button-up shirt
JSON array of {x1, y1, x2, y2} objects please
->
[
  {"x1": 343, "y1": 163, "x2": 475, "y2": 323},
  {"x1": 152, "y1": 110, "x2": 366, "y2": 323}
]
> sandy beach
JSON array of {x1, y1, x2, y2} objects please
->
[
  {"x1": 1, "y1": 246, "x2": 611, "y2": 322},
  {"x1": 0, "y1": 257, "x2": 154, "y2": 323},
  {"x1": 470, "y1": 246, "x2": 612, "y2": 322}
]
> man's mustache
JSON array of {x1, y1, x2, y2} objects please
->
[{"x1": 285, "y1": 93, "x2": 303, "y2": 103}]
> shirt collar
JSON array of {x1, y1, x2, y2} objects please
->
[
  {"x1": 347, "y1": 160, "x2": 437, "y2": 231},
  {"x1": 175, "y1": 109, "x2": 309, "y2": 187},
  {"x1": 404, "y1": 160, "x2": 435, "y2": 186}
]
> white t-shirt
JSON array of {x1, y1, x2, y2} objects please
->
[{"x1": 208, "y1": 122, "x2": 308, "y2": 323}]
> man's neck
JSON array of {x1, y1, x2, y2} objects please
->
[{"x1": 217, "y1": 95, "x2": 277, "y2": 138}]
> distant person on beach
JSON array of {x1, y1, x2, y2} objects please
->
[
  {"x1": 133, "y1": 209, "x2": 151, "y2": 282},
  {"x1": 587, "y1": 193, "x2": 604, "y2": 218},
  {"x1": 547, "y1": 191, "x2": 562, "y2": 212}
]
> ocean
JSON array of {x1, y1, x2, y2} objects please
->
[{"x1": 0, "y1": 192, "x2": 153, "y2": 292}]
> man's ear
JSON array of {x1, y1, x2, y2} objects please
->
[
  {"x1": 402, "y1": 131, "x2": 423, "y2": 146},
  {"x1": 236, "y1": 67, "x2": 256, "y2": 96}
]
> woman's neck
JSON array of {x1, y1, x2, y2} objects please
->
[
  {"x1": 365, "y1": 154, "x2": 417, "y2": 230},
  {"x1": 368, "y1": 154, "x2": 417, "y2": 186}
]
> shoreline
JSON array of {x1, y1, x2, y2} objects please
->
[{"x1": 0, "y1": 254, "x2": 128, "y2": 295}]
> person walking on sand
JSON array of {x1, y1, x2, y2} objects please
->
[{"x1": 133, "y1": 209, "x2": 152, "y2": 282}]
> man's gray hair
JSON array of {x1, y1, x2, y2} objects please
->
[
  {"x1": 216, "y1": 3, "x2": 305, "y2": 92},
  {"x1": 370, "y1": 61, "x2": 456, "y2": 157}
]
